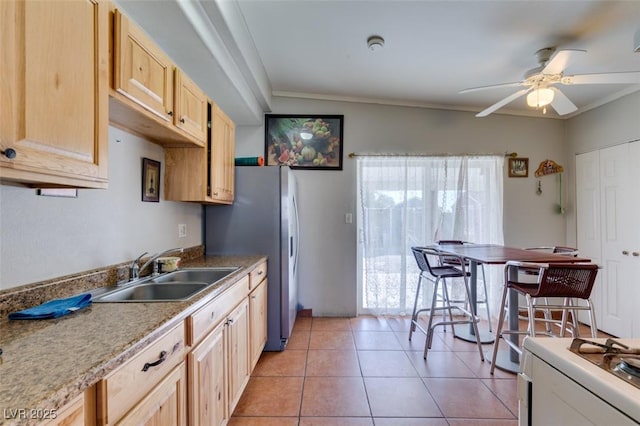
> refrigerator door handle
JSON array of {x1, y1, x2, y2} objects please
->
[{"x1": 292, "y1": 192, "x2": 300, "y2": 275}]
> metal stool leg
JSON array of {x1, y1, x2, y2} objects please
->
[
  {"x1": 423, "y1": 277, "x2": 442, "y2": 359},
  {"x1": 461, "y1": 272, "x2": 484, "y2": 361},
  {"x1": 441, "y1": 278, "x2": 455, "y2": 333},
  {"x1": 409, "y1": 274, "x2": 424, "y2": 340},
  {"x1": 490, "y1": 283, "x2": 509, "y2": 375},
  {"x1": 480, "y1": 263, "x2": 492, "y2": 332}
]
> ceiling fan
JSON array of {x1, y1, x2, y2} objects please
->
[{"x1": 461, "y1": 47, "x2": 640, "y2": 117}]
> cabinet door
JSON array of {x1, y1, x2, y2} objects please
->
[
  {"x1": 113, "y1": 10, "x2": 174, "y2": 123},
  {"x1": 42, "y1": 394, "x2": 84, "y2": 426},
  {"x1": 210, "y1": 104, "x2": 235, "y2": 203},
  {"x1": 115, "y1": 362, "x2": 187, "y2": 426},
  {"x1": 227, "y1": 298, "x2": 250, "y2": 414},
  {"x1": 0, "y1": 0, "x2": 108, "y2": 188},
  {"x1": 174, "y1": 69, "x2": 207, "y2": 145},
  {"x1": 249, "y1": 279, "x2": 268, "y2": 370},
  {"x1": 189, "y1": 321, "x2": 227, "y2": 426}
]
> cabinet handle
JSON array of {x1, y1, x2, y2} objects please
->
[
  {"x1": 633, "y1": 252, "x2": 640, "y2": 257},
  {"x1": 141, "y1": 350, "x2": 167, "y2": 372},
  {"x1": 1, "y1": 148, "x2": 16, "y2": 159},
  {"x1": 251, "y1": 295, "x2": 257, "y2": 299},
  {"x1": 258, "y1": 270, "x2": 263, "y2": 275},
  {"x1": 227, "y1": 318, "x2": 234, "y2": 325},
  {"x1": 167, "y1": 111, "x2": 173, "y2": 116},
  {"x1": 180, "y1": 117, "x2": 185, "y2": 123},
  {"x1": 210, "y1": 311, "x2": 216, "y2": 319},
  {"x1": 213, "y1": 191, "x2": 218, "y2": 196}
]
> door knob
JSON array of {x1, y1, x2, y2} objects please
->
[
  {"x1": 633, "y1": 252, "x2": 639, "y2": 257},
  {"x1": 622, "y1": 250, "x2": 629, "y2": 256}
]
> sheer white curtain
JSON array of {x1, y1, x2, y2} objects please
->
[{"x1": 356, "y1": 155, "x2": 504, "y2": 316}]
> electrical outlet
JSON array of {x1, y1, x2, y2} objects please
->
[{"x1": 178, "y1": 224, "x2": 187, "y2": 238}]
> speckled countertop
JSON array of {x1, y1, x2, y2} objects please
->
[{"x1": 0, "y1": 254, "x2": 266, "y2": 426}]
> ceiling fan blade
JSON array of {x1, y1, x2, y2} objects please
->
[
  {"x1": 561, "y1": 71, "x2": 640, "y2": 85},
  {"x1": 459, "y1": 81, "x2": 524, "y2": 94},
  {"x1": 476, "y1": 87, "x2": 533, "y2": 117},
  {"x1": 549, "y1": 87, "x2": 578, "y2": 116},
  {"x1": 542, "y1": 49, "x2": 586, "y2": 75}
]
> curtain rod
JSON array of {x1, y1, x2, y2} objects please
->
[{"x1": 348, "y1": 152, "x2": 518, "y2": 159}]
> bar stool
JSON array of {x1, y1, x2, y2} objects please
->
[
  {"x1": 490, "y1": 261, "x2": 599, "y2": 374},
  {"x1": 409, "y1": 246, "x2": 485, "y2": 360},
  {"x1": 520, "y1": 246, "x2": 579, "y2": 331},
  {"x1": 437, "y1": 240, "x2": 492, "y2": 331}
]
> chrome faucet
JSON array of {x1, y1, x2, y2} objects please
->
[
  {"x1": 129, "y1": 252, "x2": 148, "y2": 281},
  {"x1": 138, "y1": 247, "x2": 184, "y2": 277}
]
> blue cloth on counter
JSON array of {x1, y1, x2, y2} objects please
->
[{"x1": 8, "y1": 293, "x2": 92, "y2": 320}]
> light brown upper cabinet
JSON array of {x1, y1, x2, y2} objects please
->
[
  {"x1": 0, "y1": 0, "x2": 109, "y2": 188},
  {"x1": 209, "y1": 103, "x2": 236, "y2": 203},
  {"x1": 109, "y1": 9, "x2": 206, "y2": 148},
  {"x1": 165, "y1": 102, "x2": 235, "y2": 204},
  {"x1": 175, "y1": 69, "x2": 208, "y2": 142}
]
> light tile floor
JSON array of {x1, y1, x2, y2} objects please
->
[{"x1": 231, "y1": 315, "x2": 524, "y2": 425}]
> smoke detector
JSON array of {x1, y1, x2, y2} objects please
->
[{"x1": 367, "y1": 35, "x2": 385, "y2": 52}]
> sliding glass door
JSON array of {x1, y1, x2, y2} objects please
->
[{"x1": 356, "y1": 155, "x2": 504, "y2": 315}]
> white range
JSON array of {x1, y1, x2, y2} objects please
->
[{"x1": 520, "y1": 337, "x2": 640, "y2": 426}]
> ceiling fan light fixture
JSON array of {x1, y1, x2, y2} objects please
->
[{"x1": 526, "y1": 87, "x2": 554, "y2": 108}]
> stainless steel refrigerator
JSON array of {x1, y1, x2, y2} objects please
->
[{"x1": 204, "y1": 166, "x2": 299, "y2": 351}]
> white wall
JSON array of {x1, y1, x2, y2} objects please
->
[
  {"x1": 0, "y1": 126, "x2": 202, "y2": 290},
  {"x1": 564, "y1": 91, "x2": 640, "y2": 247},
  {"x1": 235, "y1": 96, "x2": 569, "y2": 316}
]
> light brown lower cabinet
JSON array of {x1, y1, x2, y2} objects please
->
[
  {"x1": 42, "y1": 393, "x2": 85, "y2": 426},
  {"x1": 249, "y1": 279, "x2": 268, "y2": 371},
  {"x1": 226, "y1": 298, "x2": 250, "y2": 414},
  {"x1": 189, "y1": 320, "x2": 227, "y2": 426},
  {"x1": 115, "y1": 362, "x2": 187, "y2": 425},
  {"x1": 188, "y1": 297, "x2": 250, "y2": 426},
  {"x1": 96, "y1": 322, "x2": 186, "y2": 425},
  {"x1": 76, "y1": 265, "x2": 266, "y2": 426}
]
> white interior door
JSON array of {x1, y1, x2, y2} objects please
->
[
  {"x1": 575, "y1": 151, "x2": 602, "y2": 327},
  {"x1": 599, "y1": 144, "x2": 634, "y2": 337}
]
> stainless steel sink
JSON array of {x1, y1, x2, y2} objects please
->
[
  {"x1": 93, "y1": 267, "x2": 239, "y2": 302},
  {"x1": 95, "y1": 282, "x2": 208, "y2": 302},
  {"x1": 150, "y1": 267, "x2": 239, "y2": 284}
]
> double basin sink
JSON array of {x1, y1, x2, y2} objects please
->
[{"x1": 92, "y1": 267, "x2": 239, "y2": 302}]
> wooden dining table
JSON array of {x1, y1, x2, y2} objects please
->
[{"x1": 435, "y1": 243, "x2": 591, "y2": 373}]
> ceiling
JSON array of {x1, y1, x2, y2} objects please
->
[{"x1": 116, "y1": 0, "x2": 640, "y2": 125}]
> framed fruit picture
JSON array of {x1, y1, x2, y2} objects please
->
[{"x1": 265, "y1": 114, "x2": 344, "y2": 170}]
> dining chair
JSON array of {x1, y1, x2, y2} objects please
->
[
  {"x1": 437, "y1": 240, "x2": 492, "y2": 331},
  {"x1": 490, "y1": 261, "x2": 599, "y2": 374},
  {"x1": 409, "y1": 246, "x2": 484, "y2": 360}
]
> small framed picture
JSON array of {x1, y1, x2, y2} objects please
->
[
  {"x1": 508, "y1": 157, "x2": 529, "y2": 178},
  {"x1": 142, "y1": 158, "x2": 161, "y2": 202}
]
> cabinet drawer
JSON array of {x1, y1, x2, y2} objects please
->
[
  {"x1": 249, "y1": 261, "x2": 267, "y2": 291},
  {"x1": 99, "y1": 322, "x2": 185, "y2": 424},
  {"x1": 188, "y1": 275, "x2": 249, "y2": 346}
]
